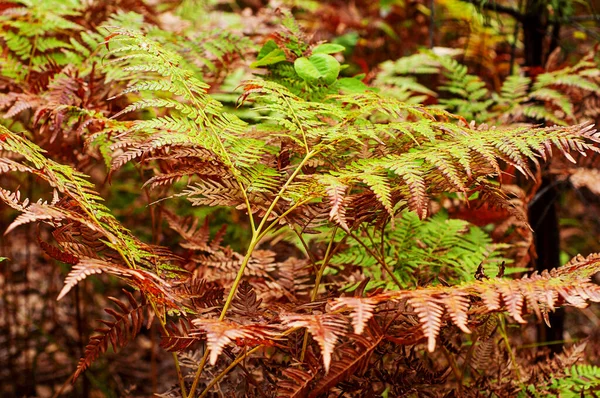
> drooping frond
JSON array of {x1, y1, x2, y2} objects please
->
[
  {"x1": 57, "y1": 258, "x2": 132, "y2": 300},
  {"x1": 278, "y1": 368, "x2": 315, "y2": 398},
  {"x1": 309, "y1": 322, "x2": 385, "y2": 397},
  {"x1": 337, "y1": 253, "x2": 600, "y2": 352},
  {"x1": 281, "y1": 313, "x2": 347, "y2": 372},
  {"x1": 0, "y1": 125, "x2": 180, "y2": 274},
  {"x1": 160, "y1": 318, "x2": 200, "y2": 353},
  {"x1": 191, "y1": 318, "x2": 274, "y2": 365},
  {"x1": 74, "y1": 290, "x2": 147, "y2": 380},
  {"x1": 330, "y1": 297, "x2": 377, "y2": 335}
]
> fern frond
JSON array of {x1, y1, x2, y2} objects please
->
[
  {"x1": 191, "y1": 318, "x2": 274, "y2": 365},
  {"x1": 57, "y1": 258, "x2": 135, "y2": 301},
  {"x1": 231, "y1": 281, "x2": 264, "y2": 319},
  {"x1": 160, "y1": 318, "x2": 200, "y2": 352},
  {"x1": 105, "y1": 28, "x2": 260, "y2": 177},
  {"x1": 406, "y1": 291, "x2": 445, "y2": 352},
  {"x1": 0, "y1": 126, "x2": 182, "y2": 280},
  {"x1": 309, "y1": 323, "x2": 384, "y2": 397},
  {"x1": 354, "y1": 253, "x2": 600, "y2": 352},
  {"x1": 281, "y1": 313, "x2": 347, "y2": 372},
  {"x1": 181, "y1": 178, "x2": 243, "y2": 207},
  {"x1": 330, "y1": 297, "x2": 377, "y2": 335},
  {"x1": 278, "y1": 368, "x2": 315, "y2": 398},
  {"x1": 74, "y1": 290, "x2": 147, "y2": 381}
]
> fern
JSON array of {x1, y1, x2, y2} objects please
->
[
  {"x1": 2, "y1": 5, "x2": 600, "y2": 396},
  {"x1": 74, "y1": 290, "x2": 148, "y2": 381}
]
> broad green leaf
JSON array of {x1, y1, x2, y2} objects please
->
[
  {"x1": 312, "y1": 43, "x2": 345, "y2": 54},
  {"x1": 294, "y1": 53, "x2": 340, "y2": 84},
  {"x1": 256, "y1": 40, "x2": 279, "y2": 60},
  {"x1": 337, "y1": 77, "x2": 368, "y2": 93}
]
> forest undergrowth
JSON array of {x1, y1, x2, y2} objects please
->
[{"x1": 1, "y1": 0, "x2": 600, "y2": 397}]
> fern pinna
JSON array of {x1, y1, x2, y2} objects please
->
[{"x1": 2, "y1": 5, "x2": 600, "y2": 397}]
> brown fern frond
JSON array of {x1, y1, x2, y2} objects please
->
[
  {"x1": 160, "y1": 318, "x2": 202, "y2": 352},
  {"x1": 39, "y1": 239, "x2": 80, "y2": 266},
  {"x1": 231, "y1": 280, "x2": 264, "y2": 319},
  {"x1": 281, "y1": 313, "x2": 347, "y2": 372},
  {"x1": 0, "y1": 157, "x2": 35, "y2": 174},
  {"x1": 57, "y1": 258, "x2": 135, "y2": 301},
  {"x1": 528, "y1": 341, "x2": 588, "y2": 384},
  {"x1": 441, "y1": 290, "x2": 471, "y2": 334},
  {"x1": 191, "y1": 318, "x2": 275, "y2": 365},
  {"x1": 74, "y1": 290, "x2": 148, "y2": 381},
  {"x1": 325, "y1": 180, "x2": 349, "y2": 230},
  {"x1": 278, "y1": 367, "x2": 315, "y2": 398},
  {"x1": 179, "y1": 277, "x2": 224, "y2": 312},
  {"x1": 182, "y1": 178, "x2": 244, "y2": 207},
  {"x1": 309, "y1": 322, "x2": 385, "y2": 397},
  {"x1": 4, "y1": 202, "x2": 68, "y2": 235},
  {"x1": 165, "y1": 211, "x2": 227, "y2": 254},
  {"x1": 143, "y1": 161, "x2": 225, "y2": 189},
  {"x1": 0, "y1": 187, "x2": 28, "y2": 210},
  {"x1": 361, "y1": 253, "x2": 600, "y2": 352}
]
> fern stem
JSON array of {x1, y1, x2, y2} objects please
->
[
  {"x1": 195, "y1": 327, "x2": 300, "y2": 397},
  {"x1": 198, "y1": 346, "x2": 262, "y2": 398},
  {"x1": 498, "y1": 314, "x2": 521, "y2": 380},
  {"x1": 220, "y1": 239, "x2": 260, "y2": 319},
  {"x1": 256, "y1": 196, "x2": 314, "y2": 242},
  {"x1": 311, "y1": 226, "x2": 338, "y2": 302},
  {"x1": 300, "y1": 226, "x2": 338, "y2": 361},
  {"x1": 441, "y1": 345, "x2": 463, "y2": 395},
  {"x1": 280, "y1": 89, "x2": 310, "y2": 153},
  {"x1": 240, "y1": 180, "x2": 256, "y2": 232},
  {"x1": 253, "y1": 150, "x2": 315, "y2": 237},
  {"x1": 149, "y1": 300, "x2": 188, "y2": 397},
  {"x1": 292, "y1": 227, "x2": 320, "y2": 272},
  {"x1": 188, "y1": 153, "x2": 315, "y2": 397},
  {"x1": 187, "y1": 350, "x2": 209, "y2": 398},
  {"x1": 141, "y1": 42, "x2": 257, "y2": 231}
]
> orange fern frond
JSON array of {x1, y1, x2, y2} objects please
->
[
  {"x1": 281, "y1": 313, "x2": 347, "y2": 372},
  {"x1": 191, "y1": 318, "x2": 274, "y2": 365},
  {"x1": 330, "y1": 297, "x2": 378, "y2": 335}
]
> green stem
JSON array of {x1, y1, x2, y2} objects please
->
[
  {"x1": 280, "y1": 89, "x2": 310, "y2": 154},
  {"x1": 498, "y1": 314, "x2": 521, "y2": 380},
  {"x1": 198, "y1": 346, "x2": 262, "y2": 398},
  {"x1": 187, "y1": 152, "x2": 315, "y2": 398},
  {"x1": 311, "y1": 227, "x2": 338, "y2": 302},
  {"x1": 300, "y1": 226, "x2": 338, "y2": 361},
  {"x1": 256, "y1": 197, "x2": 314, "y2": 243}
]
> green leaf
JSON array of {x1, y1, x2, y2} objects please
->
[
  {"x1": 251, "y1": 48, "x2": 286, "y2": 68},
  {"x1": 294, "y1": 53, "x2": 340, "y2": 84},
  {"x1": 256, "y1": 40, "x2": 279, "y2": 60},
  {"x1": 312, "y1": 43, "x2": 346, "y2": 54},
  {"x1": 337, "y1": 77, "x2": 368, "y2": 93}
]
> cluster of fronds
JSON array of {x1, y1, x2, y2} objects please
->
[
  {"x1": 376, "y1": 49, "x2": 600, "y2": 125},
  {"x1": 2, "y1": 3, "x2": 600, "y2": 397}
]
